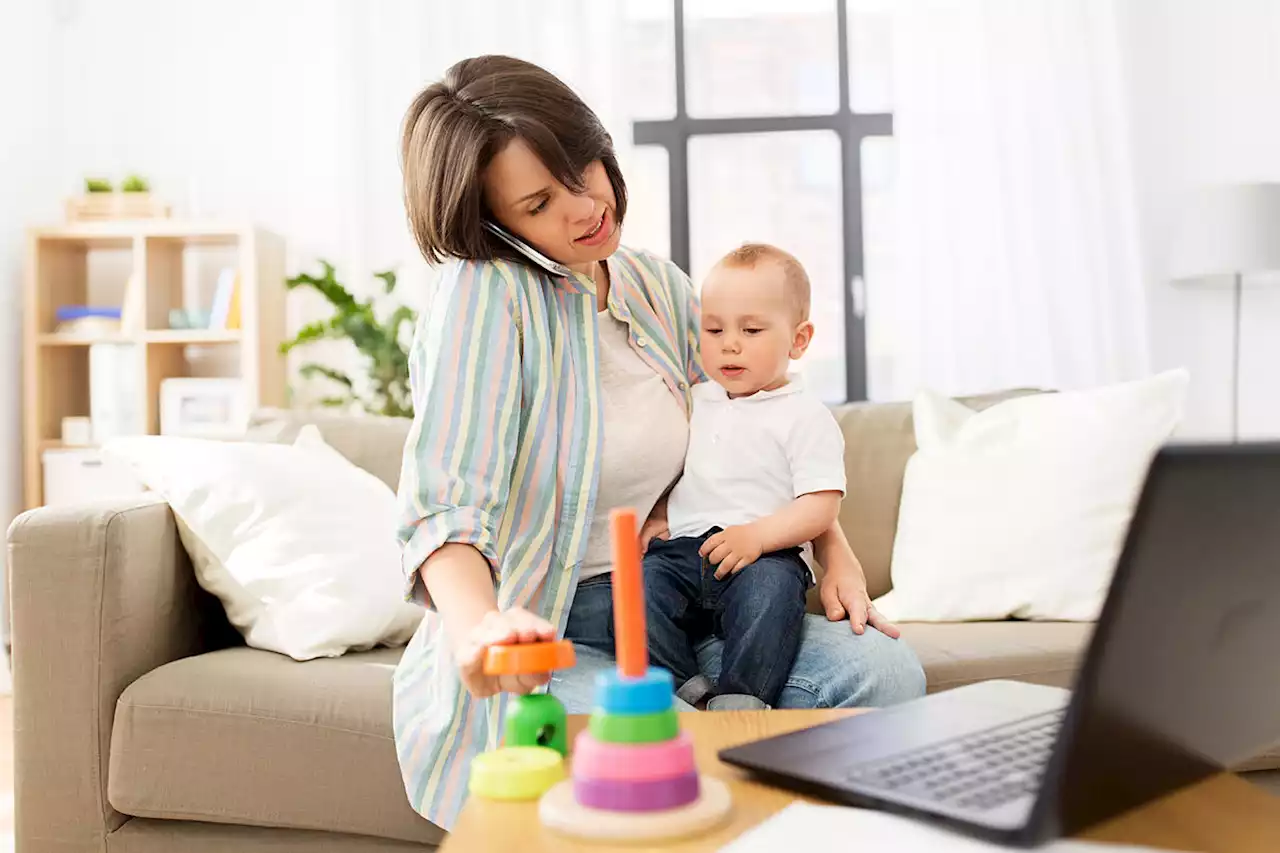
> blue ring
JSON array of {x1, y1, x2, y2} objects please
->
[{"x1": 593, "y1": 667, "x2": 675, "y2": 715}]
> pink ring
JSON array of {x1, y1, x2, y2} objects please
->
[
  {"x1": 572, "y1": 730, "x2": 696, "y2": 782},
  {"x1": 574, "y1": 771, "x2": 700, "y2": 812}
]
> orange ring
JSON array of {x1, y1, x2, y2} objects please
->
[{"x1": 483, "y1": 639, "x2": 576, "y2": 676}]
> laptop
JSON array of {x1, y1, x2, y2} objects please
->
[{"x1": 719, "y1": 443, "x2": 1280, "y2": 847}]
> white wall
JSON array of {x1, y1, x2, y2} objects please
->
[
  {"x1": 45, "y1": 0, "x2": 439, "y2": 364},
  {"x1": 1116, "y1": 0, "x2": 1280, "y2": 440},
  {"x1": 0, "y1": 0, "x2": 60, "y2": 647},
  {"x1": 9, "y1": 1, "x2": 649, "y2": 399}
]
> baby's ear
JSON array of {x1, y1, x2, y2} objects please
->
[{"x1": 790, "y1": 320, "x2": 816, "y2": 359}]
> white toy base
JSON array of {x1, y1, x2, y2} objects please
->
[{"x1": 538, "y1": 775, "x2": 733, "y2": 843}]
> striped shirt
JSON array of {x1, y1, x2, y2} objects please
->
[{"x1": 392, "y1": 244, "x2": 705, "y2": 830}]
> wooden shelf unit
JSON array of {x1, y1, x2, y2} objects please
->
[{"x1": 22, "y1": 220, "x2": 287, "y2": 509}]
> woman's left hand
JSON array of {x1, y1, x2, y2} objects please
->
[
  {"x1": 819, "y1": 562, "x2": 902, "y2": 639},
  {"x1": 639, "y1": 512, "x2": 670, "y2": 553}
]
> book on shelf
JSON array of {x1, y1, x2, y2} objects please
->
[
  {"x1": 209, "y1": 267, "x2": 242, "y2": 330},
  {"x1": 53, "y1": 305, "x2": 123, "y2": 337},
  {"x1": 88, "y1": 343, "x2": 145, "y2": 443}
]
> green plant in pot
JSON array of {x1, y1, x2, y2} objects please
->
[{"x1": 280, "y1": 260, "x2": 417, "y2": 418}]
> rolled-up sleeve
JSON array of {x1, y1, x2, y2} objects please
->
[{"x1": 396, "y1": 260, "x2": 522, "y2": 608}]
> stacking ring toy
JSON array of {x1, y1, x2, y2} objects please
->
[
  {"x1": 573, "y1": 771, "x2": 700, "y2": 812},
  {"x1": 593, "y1": 668, "x2": 675, "y2": 715},
  {"x1": 571, "y1": 730, "x2": 696, "y2": 782},
  {"x1": 468, "y1": 746, "x2": 565, "y2": 801},
  {"x1": 588, "y1": 708, "x2": 679, "y2": 744},
  {"x1": 483, "y1": 639, "x2": 576, "y2": 676}
]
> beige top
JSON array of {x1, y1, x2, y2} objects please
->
[{"x1": 579, "y1": 310, "x2": 690, "y2": 580}]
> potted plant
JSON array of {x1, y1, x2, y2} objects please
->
[
  {"x1": 279, "y1": 260, "x2": 416, "y2": 418},
  {"x1": 66, "y1": 173, "x2": 170, "y2": 221}
]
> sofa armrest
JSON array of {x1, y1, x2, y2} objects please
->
[{"x1": 8, "y1": 495, "x2": 210, "y2": 852}]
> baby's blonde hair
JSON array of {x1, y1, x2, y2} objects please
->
[{"x1": 715, "y1": 242, "x2": 811, "y2": 321}]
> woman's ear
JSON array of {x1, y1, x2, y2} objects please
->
[{"x1": 789, "y1": 320, "x2": 815, "y2": 360}]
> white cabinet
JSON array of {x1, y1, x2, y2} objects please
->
[{"x1": 41, "y1": 449, "x2": 146, "y2": 507}]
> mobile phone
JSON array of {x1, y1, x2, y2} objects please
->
[{"x1": 484, "y1": 220, "x2": 573, "y2": 278}]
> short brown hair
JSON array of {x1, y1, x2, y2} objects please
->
[
  {"x1": 400, "y1": 55, "x2": 628, "y2": 265},
  {"x1": 717, "y1": 243, "x2": 811, "y2": 320}
]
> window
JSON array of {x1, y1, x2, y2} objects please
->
[{"x1": 626, "y1": 0, "x2": 893, "y2": 403}]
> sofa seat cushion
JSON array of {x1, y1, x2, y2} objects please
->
[
  {"x1": 108, "y1": 646, "x2": 441, "y2": 846},
  {"x1": 899, "y1": 621, "x2": 1094, "y2": 692}
]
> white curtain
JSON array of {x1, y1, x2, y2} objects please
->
[{"x1": 873, "y1": 0, "x2": 1149, "y2": 400}]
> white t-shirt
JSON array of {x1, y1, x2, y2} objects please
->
[
  {"x1": 579, "y1": 311, "x2": 690, "y2": 580},
  {"x1": 666, "y1": 374, "x2": 846, "y2": 541}
]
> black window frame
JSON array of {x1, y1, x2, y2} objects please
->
[{"x1": 631, "y1": 0, "x2": 892, "y2": 402}]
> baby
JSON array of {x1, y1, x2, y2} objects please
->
[{"x1": 643, "y1": 243, "x2": 846, "y2": 711}]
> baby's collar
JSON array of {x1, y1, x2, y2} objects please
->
[{"x1": 695, "y1": 372, "x2": 807, "y2": 402}]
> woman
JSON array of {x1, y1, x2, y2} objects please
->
[{"x1": 392, "y1": 54, "x2": 925, "y2": 830}]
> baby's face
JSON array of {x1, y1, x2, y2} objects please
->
[{"x1": 699, "y1": 261, "x2": 812, "y2": 398}]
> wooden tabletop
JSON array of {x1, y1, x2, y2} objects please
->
[{"x1": 442, "y1": 709, "x2": 1280, "y2": 852}]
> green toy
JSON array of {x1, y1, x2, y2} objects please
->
[
  {"x1": 483, "y1": 639, "x2": 576, "y2": 757},
  {"x1": 505, "y1": 693, "x2": 569, "y2": 756}
]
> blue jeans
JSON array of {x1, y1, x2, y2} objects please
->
[
  {"x1": 643, "y1": 533, "x2": 808, "y2": 708},
  {"x1": 549, "y1": 573, "x2": 927, "y2": 714}
]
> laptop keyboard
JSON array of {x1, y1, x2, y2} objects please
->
[{"x1": 843, "y1": 709, "x2": 1065, "y2": 812}]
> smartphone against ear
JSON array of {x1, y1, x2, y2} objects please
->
[{"x1": 484, "y1": 220, "x2": 573, "y2": 278}]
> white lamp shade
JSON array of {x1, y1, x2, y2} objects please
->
[{"x1": 1168, "y1": 182, "x2": 1280, "y2": 281}]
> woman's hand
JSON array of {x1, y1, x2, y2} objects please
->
[
  {"x1": 639, "y1": 515, "x2": 670, "y2": 553},
  {"x1": 819, "y1": 563, "x2": 902, "y2": 639},
  {"x1": 640, "y1": 498, "x2": 671, "y2": 552},
  {"x1": 812, "y1": 522, "x2": 902, "y2": 638},
  {"x1": 453, "y1": 608, "x2": 557, "y2": 699}
]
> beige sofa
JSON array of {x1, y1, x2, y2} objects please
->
[{"x1": 10, "y1": 394, "x2": 1278, "y2": 852}]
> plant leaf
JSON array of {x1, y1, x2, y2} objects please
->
[
  {"x1": 278, "y1": 259, "x2": 418, "y2": 421},
  {"x1": 284, "y1": 259, "x2": 359, "y2": 311},
  {"x1": 387, "y1": 304, "x2": 416, "y2": 345},
  {"x1": 299, "y1": 362, "x2": 355, "y2": 389},
  {"x1": 279, "y1": 320, "x2": 341, "y2": 354},
  {"x1": 375, "y1": 269, "x2": 397, "y2": 294}
]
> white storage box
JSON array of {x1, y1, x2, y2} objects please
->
[
  {"x1": 42, "y1": 448, "x2": 146, "y2": 507},
  {"x1": 89, "y1": 343, "x2": 146, "y2": 443}
]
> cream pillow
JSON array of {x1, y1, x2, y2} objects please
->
[
  {"x1": 102, "y1": 426, "x2": 422, "y2": 660},
  {"x1": 873, "y1": 369, "x2": 1189, "y2": 622}
]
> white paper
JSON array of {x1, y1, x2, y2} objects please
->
[{"x1": 719, "y1": 802, "x2": 1188, "y2": 853}]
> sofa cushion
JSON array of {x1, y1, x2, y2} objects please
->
[
  {"x1": 247, "y1": 390, "x2": 1039, "y2": 605},
  {"x1": 898, "y1": 620, "x2": 1093, "y2": 692},
  {"x1": 829, "y1": 389, "x2": 1043, "y2": 600},
  {"x1": 244, "y1": 407, "x2": 412, "y2": 491},
  {"x1": 108, "y1": 646, "x2": 442, "y2": 846}
]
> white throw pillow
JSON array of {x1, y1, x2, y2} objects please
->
[
  {"x1": 102, "y1": 426, "x2": 422, "y2": 660},
  {"x1": 873, "y1": 369, "x2": 1190, "y2": 623}
]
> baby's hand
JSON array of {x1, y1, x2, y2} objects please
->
[{"x1": 700, "y1": 524, "x2": 765, "y2": 579}]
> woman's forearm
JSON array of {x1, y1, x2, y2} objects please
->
[
  {"x1": 420, "y1": 543, "x2": 500, "y2": 650},
  {"x1": 813, "y1": 517, "x2": 866, "y2": 579}
]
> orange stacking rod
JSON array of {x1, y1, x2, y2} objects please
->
[{"x1": 610, "y1": 507, "x2": 648, "y2": 678}]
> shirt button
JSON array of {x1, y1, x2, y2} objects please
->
[
  {"x1": 678, "y1": 381, "x2": 688, "y2": 390},
  {"x1": 637, "y1": 336, "x2": 648, "y2": 347}
]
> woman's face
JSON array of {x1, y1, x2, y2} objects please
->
[{"x1": 482, "y1": 137, "x2": 621, "y2": 269}]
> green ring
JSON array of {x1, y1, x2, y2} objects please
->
[{"x1": 588, "y1": 708, "x2": 680, "y2": 744}]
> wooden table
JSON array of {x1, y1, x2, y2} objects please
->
[{"x1": 442, "y1": 709, "x2": 1280, "y2": 852}]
